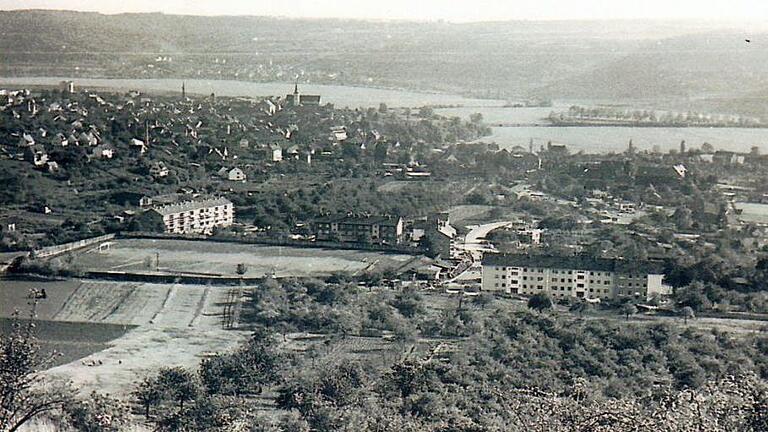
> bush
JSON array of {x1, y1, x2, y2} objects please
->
[
  {"x1": 64, "y1": 392, "x2": 128, "y2": 432},
  {"x1": 527, "y1": 293, "x2": 553, "y2": 312}
]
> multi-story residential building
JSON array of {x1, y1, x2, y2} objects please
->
[
  {"x1": 140, "y1": 197, "x2": 234, "y2": 234},
  {"x1": 314, "y1": 214, "x2": 404, "y2": 244},
  {"x1": 481, "y1": 254, "x2": 670, "y2": 301}
]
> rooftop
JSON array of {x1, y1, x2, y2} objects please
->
[
  {"x1": 482, "y1": 254, "x2": 664, "y2": 275},
  {"x1": 151, "y1": 197, "x2": 232, "y2": 217},
  {"x1": 315, "y1": 214, "x2": 402, "y2": 227}
]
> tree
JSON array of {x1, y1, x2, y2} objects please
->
[
  {"x1": 472, "y1": 292, "x2": 494, "y2": 309},
  {"x1": 621, "y1": 303, "x2": 638, "y2": 321},
  {"x1": 200, "y1": 332, "x2": 282, "y2": 396},
  {"x1": 156, "y1": 367, "x2": 200, "y2": 412},
  {"x1": 0, "y1": 309, "x2": 72, "y2": 432},
  {"x1": 569, "y1": 301, "x2": 589, "y2": 317},
  {"x1": 390, "y1": 288, "x2": 424, "y2": 318},
  {"x1": 133, "y1": 376, "x2": 163, "y2": 419},
  {"x1": 236, "y1": 263, "x2": 248, "y2": 275},
  {"x1": 672, "y1": 207, "x2": 694, "y2": 231},
  {"x1": 465, "y1": 192, "x2": 488, "y2": 205},
  {"x1": 675, "y1": 281, "x2": 712, "y2": 312},
  {"x1": 469, "y1": 112, "x2": 484, "y2": 124},
  {"x1": 527, "y1": 293, "x2": 553, "y2": 313},
  {"x1": 63, "y1": 391, "x2": 128, "y2": 432},
  {"x1": 680, "y1": 306, "x2": 695, "y2": 324}
]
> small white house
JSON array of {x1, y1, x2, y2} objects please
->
[
  {"x1": 131, "y1": 138, "x2": 147, "y2": 155},
  {"x1": 227, "y1": 167, "x2": 246, "y2": 181},
  {"x1": 91, "y1": 144, "x2": 115, "y2": 159},
  {"x1": 267, "y1": 144, "x2": 282, "y2": 162}
]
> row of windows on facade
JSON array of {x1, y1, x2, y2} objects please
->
[
  {"x1": 166, "y1": 216, "x2": 230, "y2": 224},
  {"x1": 493, "y1": 283, "x2": 612, "y2": 295},
  {"x1": 493, "y1": 274, "x2": 620, "y2": 285},
  {"x1": 164, "y1": 211, "x2": 231, "y2": 221},
  {"x1": 495, "y1": 267, "x2": 642, "y2": 279},
  {"x1": 162, "y1": 206, "x2": 231, "y2": 217}
]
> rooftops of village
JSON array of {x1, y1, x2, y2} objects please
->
[
  {"x1": 482, "y1": 253, "x2": 664, "y2": 275},
  {"x1": 151, "y1": 197, "x2": 232, "y2": 217}
]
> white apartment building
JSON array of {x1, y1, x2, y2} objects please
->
[
  {"x1": 149, "y1": 197, "x2": 234, "y2": 234},
  {"x1": 481, "y1": 254, "x2": 670, "y2": 301}
]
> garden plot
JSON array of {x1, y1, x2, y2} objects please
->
[{"x1": 282, "y1": 334, "x2": 446, "y2": 369}]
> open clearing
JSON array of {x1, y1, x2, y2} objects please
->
[
  {"x1": 70, "y1": 238, "x2": 417, "y2": 277},
  {"x1": 1, "y1": 278, "x2": 250, "y2": 396}
]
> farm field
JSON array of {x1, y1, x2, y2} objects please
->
[
  {"x1": 69, "y1": 238, "x2": 418, "y2": 277},
  {"x1": 0, "y1": 318, "x2": 135, "y2": 368},
  {"x1": 1, "y1": 278, "x2": 251, "y2": 395},
  {"x1": 0, "y1": 278, "x2": 82, "y2": 320},
  {"x1": 281, "y1": 334, "x2": 451, "y2": 370}
]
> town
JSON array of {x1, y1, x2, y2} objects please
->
[{"x1": 2, "y1": 11, "x2": 768, "y2": 432}]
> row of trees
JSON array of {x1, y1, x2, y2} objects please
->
[{"x1": 552, "y1": 105, "x2": 765, "y2": 127}]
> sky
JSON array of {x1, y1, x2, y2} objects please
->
[{"x1": 1, "y1": 0, "x2": 767, "y2": 22}]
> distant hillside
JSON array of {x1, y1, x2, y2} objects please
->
[
  {"x1": 0, "y1": 10, "x2": 766, "y2": 112},
  {"x1": 534, "y1": 33, "x2": 768, "y2": 102}
]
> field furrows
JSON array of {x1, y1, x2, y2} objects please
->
[
  {"x1": 150, "y1": 285, "x2": 207, "y2": 327},
  {"x1": 54, "y1": 282, "x2": 140, "y2": 323}
]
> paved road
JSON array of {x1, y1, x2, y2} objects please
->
[
  {"x1": 447, "y1": 221, "x2": 514, "y2": 284},
  {"x1": 459, "y1": 221, "x2": 513, "y2": 259}
]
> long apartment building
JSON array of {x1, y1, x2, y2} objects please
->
[
  {"x1": 314, "y1": 214, "x2": 404, "y2": 244},
  {"x1": 144, "y1": 197, "x2": 234, "y2": 234},
  {"x1": 481, "y1": 254, "x2": 670, "y2": 301}
]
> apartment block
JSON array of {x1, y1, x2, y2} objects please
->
[{"x1": 481, "y1": 254, "x2": 670, "y2": 301}]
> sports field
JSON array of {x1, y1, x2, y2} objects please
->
[{"x1": 71, "y1": 238, "x2": 417, "y2": 277}]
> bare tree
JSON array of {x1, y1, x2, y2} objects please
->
[
  {"x1": 680, "y1": 306, "x2": 695, "y2": 324},
  {"x1": 0, "y1": 306, "x2": 72, "y2": 432}
]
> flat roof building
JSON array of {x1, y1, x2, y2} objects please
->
[
  {"x1": 139, "y1": 197, "x2": 234, "y2": 235},
  {"x1": 481, "y1": 254, "x2": 670, "y2": 301},
  {"x1": 314, "y1": 214, "x2": 404, "y2": 245}
]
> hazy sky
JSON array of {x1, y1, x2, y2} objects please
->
[{"x1": 1, "y1": 0, "x2": 767, "y2": 22}]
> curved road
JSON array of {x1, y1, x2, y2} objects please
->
[
  {"x1": 446, "y1": 221, "x2": 515, "y2": 285},
  {"x1": 459, "y1": 221, "x2": 514, "y2": 259}
]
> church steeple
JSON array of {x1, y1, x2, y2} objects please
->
[
  {"x1": 182, "y1": 81, "x2": 186, "y2": 99},
  {"x1": 291, "y1": 80, "x2": 300, "y2": 106}
]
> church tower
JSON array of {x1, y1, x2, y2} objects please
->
[{"x1": 292, "y1": 80, "x2": 301, "y2": 106}]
